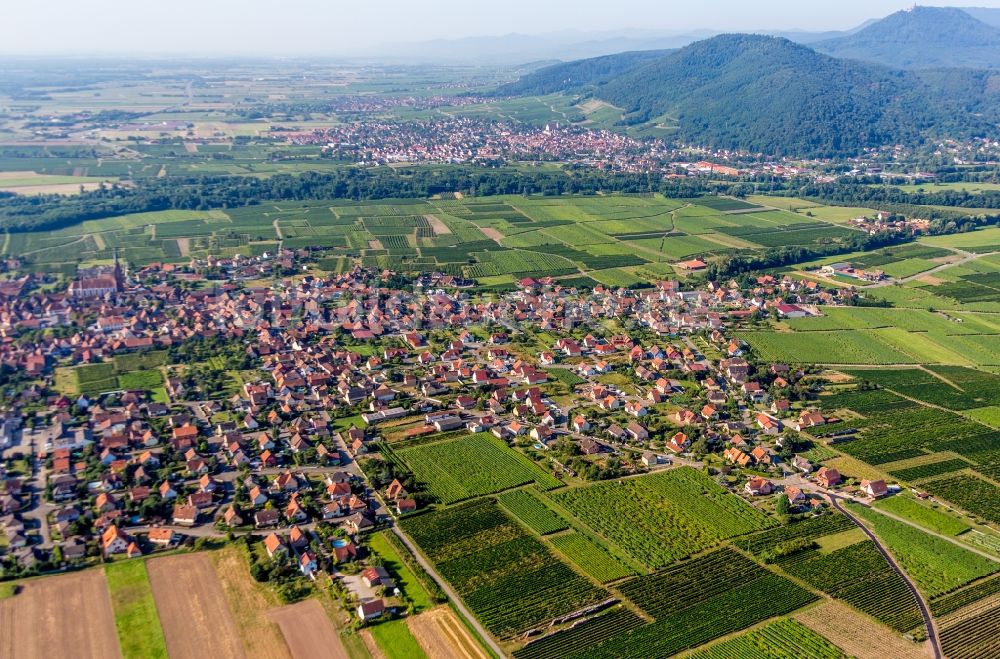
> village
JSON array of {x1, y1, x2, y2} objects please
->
[{"x1": 0, "y1": 249, "x2": 906, "y2": 631}]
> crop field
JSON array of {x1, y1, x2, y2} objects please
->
[
  {"x1": 839, "y1": 366, "x2": 1000, "y2": 410},
  {"x1": 848, "y1": 503, "x2": 998, "y2": 597},
  {"x1": 146, "y1": 554, "x2": 246, "y2": 658},
  {"x1": 931, "y1": 573, "x2": 1000, "y2": 617},
  {"x1": 268, "y1": 599, "x2": 348, "y2": 659},
  {"x1": 105, "y1": 561, "x2": 169, "y2": 659},
  {"x1": 548, "y1": 532, "x2": 636, "y2": 582},
  {"x1": 512, "y1": 608, "x2": 646, "y2": 659},
  {"x1": 496, "y1": 489, "x2": 568, "y2": 535},
  {"x1": 939, "y1": 599, "x2": 1000, "y2": 659},
  {"x1": 400, "y1": 500, "x2": 608, "y2": 638},
  {"x1": 777, "y1": 541, "x2": 923, "y2": 632},
  {"x1": 794, "y1": 601, "x2": 926, "y2": 659},
  {"x1": 550, "y1": 467, "x2": 774, "y2": 568},
  {"x1": 553, "y1": 547, "x2": 817, "y2": 659},
  {"x1": 922, "y1": 473, "x2": 1000, "y2": 525},
  {"x1": 743, "y1": 514, "x2": 856, "y2": 556},
  {"x1": 688, "y1": 619, "x2": 846, "y2": 659},
  {"x1": 64, "y1": 362, "x2": 165, "y2": 396},
  {"x1": 737, "y1": 329, "x2": 916, "y2": 365},
  {"x1": 874, "y1": 496, "x2": 971, "y2": 536},
  {"x1": 392, "y1": 433, "x2": 562, "y2": 504},
  {"x1": 407, "y1": 606, "x2": 490, "y2": 659},
  {"x1": 0, "y1": 569, "x2": 122, "y2": 659}
]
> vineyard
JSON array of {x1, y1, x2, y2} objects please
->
[
  {"x1": 743, "y1": 512, "x2": 854, "y2": 556},
  {"x1": 923, "y1": 473, "x2": 1000, "y2": 525},
  {"x1": 840, "y1": 366, "x2": 1000, "y2": 411},
  {"x1": 688, "y1": 619, "x2": 846, "y2": 659},
  {"x1": 497, "y1": 489, "x2": 568, "y2": 535},
  {"x1": 931, "y1": 573, "x2": 1000, "y2": 617},
  {"x1": 551, "y1": 468, "x2": 773, "y2": 568},
  {"x1": 886, "y1": 458, "x2": 972, "y2": 482},
  {"x1": 548, "y1": 533, "x2": 636, "y2": 583},
  {"x1": 512, "y1": 609, "x2": 645, "y2": 659},
  {"x1": 939, "y1": 600, "x2": 1000, "y2": 659},
  {"x1": 778, "y1": 541, "x2": 923, "y2": 632},
  {"x1": 847, "y1": 503, "x2": 998, "y2": 597},
  {"x1": 394, "y1": 433, "x2": 562, "y2": 504},
  {"x1": 400, "y1": 500, "x2": 607, "y2": 638},
  {"x1": 561, "y1": 573, "x2": 817, "y2": 659}
]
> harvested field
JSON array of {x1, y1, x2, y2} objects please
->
[
  {"x1": 212, "y1": 546, "x2": 290, "y2": 659},
  {"x1": 0, "y1": 569, "x2": 122, "y2": 659},
  {"x1": 425, "y1": 214, "x2": 452, "y2": 235},
  {"x1": 795, "y1": 601, "x2": 928, "y2": 659},
  {"x1": 407, "y1": 606, "x2": 489, "y2": 659},
  {"x1": 268, "y1": 599, "x2": 346, "y2": 659},
  {"x1": 147, "y1": 554, "x2": 246, "y2": 659},
  {"x1": 480, "y1": 227, "x2": 503, "y2": 242},
  {"x1": 360, "y1": 630, "x2": 387, "y2": 659}
]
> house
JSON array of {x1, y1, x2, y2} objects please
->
[
  {"x1": 263, "y1": 532, "x2": 286, "y2": 558},
  {"x1": 397, "y1": 498, "x2": 417, "y2": 515},
  {"x1": 148, "y1": 528, "x2": 177, "y2": 546},
  {"x1": 101, "y1": 525, "x2": 131, "y2": 555},
  {"x1": 362, "y1": 565, "x2": 391, "y2": 588},
  {"x1": 299, "y1": 551, "x2": 319, "y2": 576},
  {"x1": 785, "y1": 486, "x2": 806, "y2": 504},
  {"x1": 254, "y1": 509, "x2": 280, "y2": 528},
  {"x1": 223, "y1": 506, "x2": 244, "y2": 527},
  {"x1": 792, "y1": 456, "x2": 813, "y2": 474},
  {"x1": 816, "y1": 467, "x2": 842, "y2": 488},
  {"x1": 172, "y1": 504, "x2": 199, "y2": 527},
  {"x1": 625, "y1": 422, "x2": 648, "y2": 442},
  {"x1": 745, "y1": 476, "x2": 773, "y2": 496},
  {"x1": 357, "y1": 599, "x2": 385, "y2": 621},
  {"x1": 861, "y1": 479, "x2": 889, "y2": 498}
]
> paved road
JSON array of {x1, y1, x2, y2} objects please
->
[
  {"x1": 829, "y1": 494, "x2": 942, "y2": 659},
  {"x1": 390, "y1": 526, "x2": 507, "y2": 658}
]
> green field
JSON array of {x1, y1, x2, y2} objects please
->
[
  {"x1": 367, "y1": 531, "x2": 433, "y2": 613},
  {"x1": 105, "y1": 561, "x2": 169, "y2": 659},
  {"x1": 369, "y1": 619, "x2": 428, "y2": 659},
  {"x1": 393, "y1": 433, "x2": 562, "y2": 504},
  {"x1": 874, "y1": 496, "x2": 971, "y2": 536},
  {"x1": 848, "y1": 503, "x2": 998, "y2": 597}
]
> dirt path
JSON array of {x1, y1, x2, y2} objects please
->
[
  {"x1": 408, "y1": 606, "x2": 490, "y2": 659},
  {"x1": 147, "y1": 554, "x2": 246, "y2": 659},
  {"x1": 830, "y1": 494, "x2": 942, "y2": 659},
  {"x1": 176, "y1": 237, "x2": 190, "y2": 256},
  {"x1": 0, "y1": 570, "x2": 122, "y2": 659},
  {"x1": 273, "y1": 219, "x2": 284, "y2": 240},
  {"x1": 391, "y1": 527, "x2": 506, "y2": 658},
  {"x1": 269, "y1": 599, "x2": 346, "y2": 659}
]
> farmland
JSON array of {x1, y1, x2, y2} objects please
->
[
  {"x1": 268, "y1": 599, "x2": 349, "y2": 659},
  {"x1": 847, "y1": 503, "x2": 999, "y2": 597},
  {"x1": 400, "y1": 500, "x2": 608, "y2": 638},
  {"x1": 392, "y1": 433, "x2": 562, "y2": 504},
  {"x1": 874, "y1": 496, "x2": 971, "y2": 536},
  {"x1": 548, "y1": 532, "x2": 636, "y2": 582},
  {"x1": 497, "y1": 489, "x2": 569, "y2": 535},
  {"x1": 105, "y1": 561, "x2": 169, "y2": 659},
  {"x1": 550, "y1": 467, "x2": 774, "y2": 568},
  {"x1": 688, "y1": 619, "x2": 846, "y2": 659},
  {"x1": 0, "y1": 570, "x2": 122, "y2": 659}
]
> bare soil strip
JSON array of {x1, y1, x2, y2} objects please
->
[
  {"x1": 795, "y1": 601, "x2": 929, "y2": 659},
  {"x1": 147, "y1": 554, "x2": 246, "y2": 659},
  {"x1": 407, "y1": 606, "x2": 489, "y2": 659},
  {"x1": 268, "y1": 599, "x2": 346, "y2": 659},
  {"x1": 424, "y1": 214, "x2": 452, "y2": 235},
  {"x1": 213, "y1": 546, "x2": 291, "y2": 659},
  {"x1": 480, "y1": 227, "x2": 504, "y2": 243},
  {"x1": 0, "y1": 570, "x2": 122, "y2": 659}
]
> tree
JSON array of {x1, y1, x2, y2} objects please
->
[{"x1": 775, "y1": 493, "x2": 790, "y2": 516}]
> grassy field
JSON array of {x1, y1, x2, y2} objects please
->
[
  {"x1": 368, "y1": 531, "x2": 433, "y2": 613},
  {"x1": 105, "y1": 560, "x2": 169, "y2": 659},
  {"x1": 369, "y1": 619, "x2": 429, "y2": 659}
]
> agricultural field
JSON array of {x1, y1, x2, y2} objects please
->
[
  {"x1": 562, "y1": 548, "x2": 817, "y2": 659},
  {"x1": 368, "y1": 619, "x2": 429, "y2": 659},
  {"x1": 874, "y1": 496, "x2": 971, "y2": 536},
  {"x1": 105, "y1": 561, "x2": 169, "y2": 659},
  {"x1": 59, "y1": 361, "x2": 165, "y2": 397},
  {"x1": 939, "y1": 599, "x2": 1000, "y2": 659},
  {"x1": 268, "y1": 599, "x2": 348, "y2": 659},
  {"x1": 921, "y1": 474, "x2": 1000, "y2": 525},
  {"x1": 688, "y1": 619, "x2": 846, "y2": 659},
  {"x1": 548, "y1": 532, "x2": 636, "y2": 582},
  {"x1": 406, "y1": 606, "x2": 491, "y2": 659},
  {"x1": 550, "y1": 467, "x2": 774, "y2": 568},
  {"x1": 794, "y1": 601, "x2": 926, "y2": 659},
  {"x1": 847, "y1": 503, "x2": 998, "y2": 597},
  {"x1": 776, "y1": 540, "x2": 923, "y2": 632},
  {"x1": 0, "y1": 569, "x2": 122, "y2": 659},
  {"x1": 496, "y1": 489, "x2": 569, "y2": 535},
  {"x1": 400, "y1": 500, "x2": 608, "y2": 639},
  {"x1": 392, "y1": 433, "x2": 562, "y2": 504},
  {"x1": 146, "y1": 554, "x2": 247, "y2": 658}
]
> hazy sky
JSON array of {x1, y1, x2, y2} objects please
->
[{"x1": 2, "y1": 0, "x2": 999, "y2": 56}]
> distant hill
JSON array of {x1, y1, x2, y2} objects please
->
[
  {"x1": 814, "y1": 6, "x2": 1000, "y2": 69},
  {"x1": 496, "y1": 50, "x2": 673, "y2": 96},
  {"x1": 498, "y1": 33, "x2": 1000, "y2": 157},
  {"x1": 961, "y1": 6, "x2": 1000, "y2": 28}
]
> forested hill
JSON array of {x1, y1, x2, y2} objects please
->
[
  {"x1": 496, "y1": 49, "x2": 672, "y2": 96},
  {"x1": 497, "y1": 33, "x2": 1000, "y2": 157},
  {"x1": 814, "y1": 6, "x2": 1000, "y2": 69}
]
